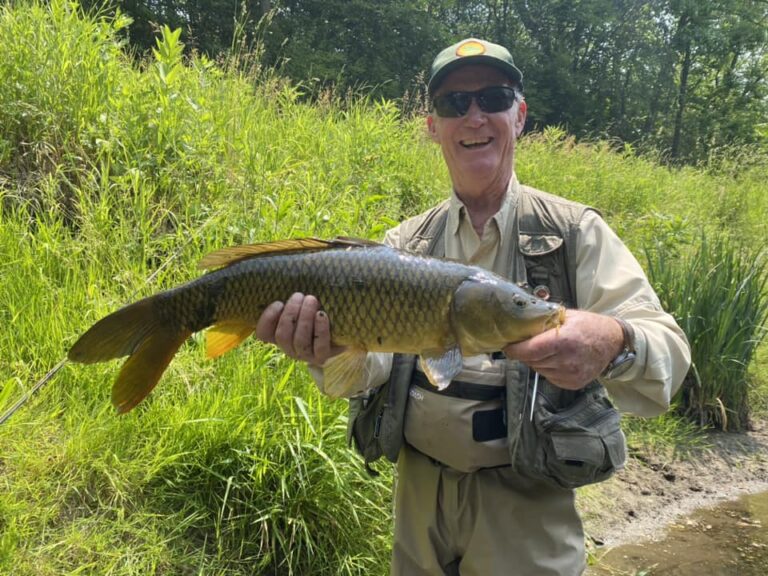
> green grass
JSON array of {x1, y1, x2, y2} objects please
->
[
  {"x1": 516, "y1": 127, "x2": 768, "y2": 251},
  {"x1": 749, "y1": 342, "x2": 768, "y2": 420},
  {"x1": 645, "y1": 234, "x2": 768, "y2": 431},
  {"x1": 1, "y1": 1, "x2": 767, "y2": 574}
]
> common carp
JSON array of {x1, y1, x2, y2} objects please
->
[{"x1": 68, "y1": 238, "x2": 565, "y2": 412}]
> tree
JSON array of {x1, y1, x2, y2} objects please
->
[
  {"x1": 649, "y1": 0, "x2": 768, "y2": 161},
  {"x1": 260, "y1": 0, "x2": 450, "y2": 100},
  {"x1": 78, "y1": 0, "x2": 768, "y2": 162}
]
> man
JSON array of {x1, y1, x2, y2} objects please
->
[{"x1": 256, "y1": 38, "x2": 691, "y2": 575}]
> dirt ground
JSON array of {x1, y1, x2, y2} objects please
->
[{"x1": 577, "y1": 419, "x2": 768, "y2": 551}]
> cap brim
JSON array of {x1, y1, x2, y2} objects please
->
[{"x1": 428, "y1": 56, "x2": 523, "y2": 96}]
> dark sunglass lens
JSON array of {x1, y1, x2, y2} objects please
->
[
  {"x1": 478, "y1": 87, "x2": 517, "y2": 113},
  {"x1": 433, "y1": 92, "x2": 472, "y2": 117},
  {"x1": 433, "y1": 88, "x2": 515, "y2": 117},
  {"x1": 432, "y1": 95, "x2": 456, "y2": 117}
]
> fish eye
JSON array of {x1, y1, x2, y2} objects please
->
[{"x1": 514, "y1": 297, "x2": 527, "y2": 308}]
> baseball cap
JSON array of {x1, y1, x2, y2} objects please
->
[{"x1": 428, "y1": 38, "x2": 523, "y2": 97}]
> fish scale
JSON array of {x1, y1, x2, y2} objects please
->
[
  {"x1": 201, "y1": 247, "x2": 463, "y2": 350},
  {"x1": 68, "y1": 238, "x2": 564, "y2": 412}
]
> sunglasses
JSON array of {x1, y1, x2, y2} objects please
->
[{"x1": 431, "y1": 86, "x2": 518, "y2": 118}]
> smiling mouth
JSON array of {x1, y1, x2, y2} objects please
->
[{"x1": 461, "y1": 137, "x2": 493, "y2": 149}]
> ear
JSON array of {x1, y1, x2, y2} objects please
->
[
  {"x1": 426, "y1": 114, "x2": 439, "y2": 143},
  {"x1": 515, "y1": 100, "x2": 527, "y2": 138}
]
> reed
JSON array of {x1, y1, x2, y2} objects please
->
[{"x1": 645, "y1": 234, "x2": 768, "y2": 431}]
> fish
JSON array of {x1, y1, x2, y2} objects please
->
[{"x1": 68, "y1": 237, "x2": 565, "y2": 412}]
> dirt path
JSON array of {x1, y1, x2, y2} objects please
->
[{"x1": 578, "y1": 419, "x2": 768, "y2": 552}]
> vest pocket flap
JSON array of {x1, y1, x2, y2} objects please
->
[
  {"x1": 519, "y1": 233, "x2": 563, "y2": 256},
  {"x1": 605, "y1": 428, "x2": 627, "y2": 470},
  {"x1": 550, "y1": 432, "x2": 606, "y2": 467}
]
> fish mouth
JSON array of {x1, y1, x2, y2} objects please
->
[{"x1": 544, "y1": 305, "x2": 566, "y2": 331}]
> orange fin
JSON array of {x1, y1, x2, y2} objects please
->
[
  {"x1": 206, "y1": 321, "x2": 256, "y2": 358},
  {"x1": 69, "y1": 295, "x2": 191, "y2": 413},
  {"x1": 198, "y1": 238, "x2": 334, "y2": 270},
  {"x1": 111, "y1": 326, "x2": 191, "y2": 414},
  {"x1": 322, "y1": 348, "x2": 369, "y2": 398},
  {"x1": 333, "y1": 236, "x2": 383, "y2": 247},
  {"x1": 198, "y1": 237, "x2": 383, "y2": 270},
  {"x1": 69, "y1": 298, "x2": 159, "y2": 363}
]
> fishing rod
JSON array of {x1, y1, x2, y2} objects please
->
[{"x1": 0, "y1": 208, "x2": 226, "y2": 426}]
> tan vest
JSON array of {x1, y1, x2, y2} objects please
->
[{"x1": 347, "y1": 186, "x2": 627, "y2": 488}]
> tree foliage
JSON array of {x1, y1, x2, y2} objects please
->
[
  {"x1": 261, "y1": 0, "x2": 450, "y2": 99},
  {"x1": 85, "y1": 0, "x2": 767, "y2": 163}
]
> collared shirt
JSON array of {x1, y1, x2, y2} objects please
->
[
  {"x1": 313, "y1": 175, "x2": 690, "y2": 417},
  {"x1": 446, "y1": 175, "x2": 519, "y2": 275}
]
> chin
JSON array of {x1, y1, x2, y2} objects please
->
[{"x1": 463, "y1": 162, "x2": 503, "y2": 179}]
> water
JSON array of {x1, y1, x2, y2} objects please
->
[{"x1": 588, "y1": 490, "x2": 768, "y2": 575}]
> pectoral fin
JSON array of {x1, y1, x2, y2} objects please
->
[
  {"x1": 206, "y1": 321, "x2": 256, "y2": 358},
  {"x1": 322, "y1": 348, "x2": 369, "y2": 398},
  {"x1": 419, "y1": 346, "x2": 463, "y2": 390}
]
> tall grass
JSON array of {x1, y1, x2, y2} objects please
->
[
  {"x1": 645, "y1": 234, "x2": 768, "y2": 431},
  {"x1": 516, "y1": 127, "x2": 768, "y2": 251},
  {"x1": 0, "y1": 193, "x2": 395, "y2": 575},
  {"x1": 1, "y1": 2, "x2": 426, "y2": 573},
  {"x1": 1, "y1": 1, "x2": 767, "y2": 574},
  {"x1": 750, "y1": 343, "x2": 768, "y2": 419}
]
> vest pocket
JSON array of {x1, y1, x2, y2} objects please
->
[
  {"x1": 518, "y1": 232, "x2": 569, "y2": 304},
  {"x1": 347, "y1": 355, "x2": 415, "y2": 474},
  {"x1": 347, "y1": 387, "x2": 388, "y2": 475},
  {"x1": 518, "y1": 382, "x2": 626, "y2": 489}
]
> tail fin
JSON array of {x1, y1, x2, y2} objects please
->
[{"x1": 68, "y1": 297, "x2": 191, "y2": 413}]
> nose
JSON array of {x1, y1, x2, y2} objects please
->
[{"x1": 464, "y1": 98, "x2": 486, "y2": 125}]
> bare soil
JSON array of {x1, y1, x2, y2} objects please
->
[{"x1": 578, "y1": 419, "x2": 768, "y2": 551}]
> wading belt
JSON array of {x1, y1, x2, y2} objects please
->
[
  {"x1": 410, "y1": 370, "x2": 505, "y2": 402},
  {"x1": 410, "y1": 369, "x2": 508, "y2": 445}
]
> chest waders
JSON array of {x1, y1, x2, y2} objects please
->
[{"x1": 347, "y1": 186, "x2": 627, "y2": 489}]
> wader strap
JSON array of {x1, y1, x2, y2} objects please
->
[
  {"x1": 411, "y1": 371, "x2": 505, "y2": 402},
  {"x1": 379, "y1": 354, "x2": 417, "y2": 463}
]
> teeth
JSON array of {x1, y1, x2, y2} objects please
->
[{"x1": 461, "y1": 138, "x2": 491, "y2": 148}]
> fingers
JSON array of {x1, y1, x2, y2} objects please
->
[
  {"x1": 504, "y1": 310, "x2": 627, "y2": 390},
  {"x1": 291, "y1": 295, "x2": 321, "y2": 362},
  {"x1": 272, "y1": 293, "x2": 310, "y2": 359},
  {"x1": 255, "y1": 293, "x2": 341, "y2": 365},
  {"x1": 255, "y1": 301, "x2": 285, "y2": 344},
  {"x1": 503, "y1": 330, "x2": 558, "y2": 364},
  {"x1": 312, "y1": 309, "x2": 334, "y2": 364}
]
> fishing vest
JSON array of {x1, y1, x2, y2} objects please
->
[{"x1": 347, "y1": 186, "x2": 627, "y2": 489}]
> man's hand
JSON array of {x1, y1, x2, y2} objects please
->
[
  {"x1": 503, "y1": 309, "x2": 625, "y2": 390},
  {"x1": 255, "y1": 292, "x2": 345, "y2": 366}
]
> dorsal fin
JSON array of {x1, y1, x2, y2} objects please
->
[
  {"x1": 197, "y1": 237, "x2": 382, "y2": 270},
  {"x1": 333, "y1": 236, "x2": 382, "y2": 247}
]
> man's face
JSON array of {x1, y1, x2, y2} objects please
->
[{"x1": 427, "y1": 65, "x2": 527, "y2": 198}]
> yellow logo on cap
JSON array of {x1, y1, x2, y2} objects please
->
[{"x1": 456, "y1": 40, "x2": 486, "y2": 57}]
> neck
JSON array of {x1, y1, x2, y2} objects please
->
[{"x1": 455, "y1": 182, "x2": 509, "y2": 237}]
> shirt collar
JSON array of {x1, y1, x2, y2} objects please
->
[{"x1": 447, "y1": 174, "x2": 520, "y2": 238}]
